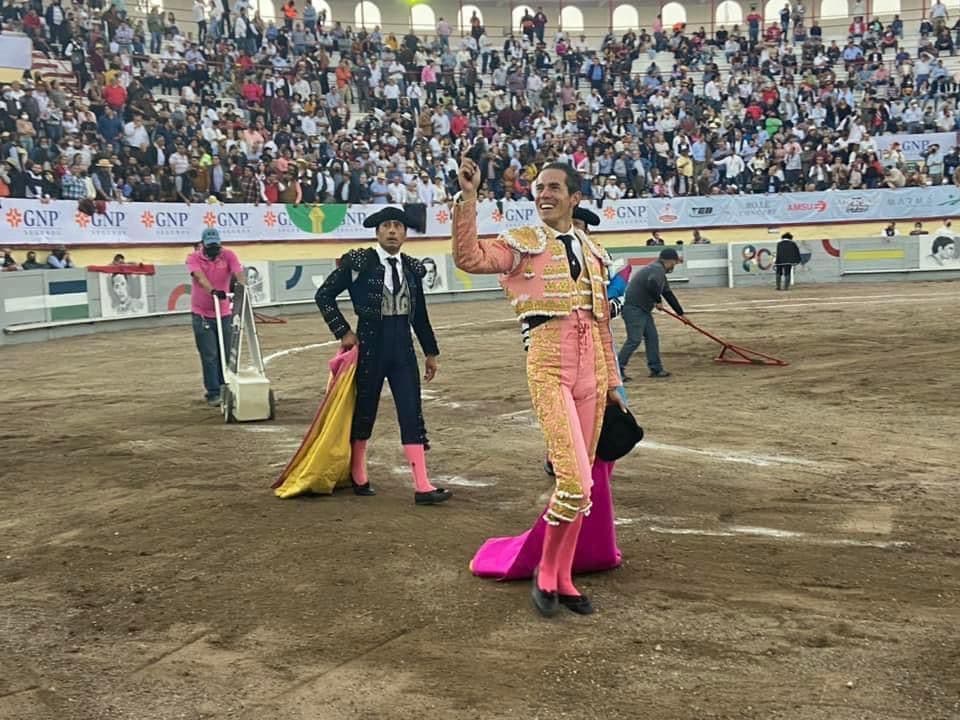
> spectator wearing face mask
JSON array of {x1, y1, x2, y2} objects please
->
[
  {"x1": 186, "y1": 228, "x2": 246, "y2": 406},
  {"x1": 2, "y1": 248, "x2": 21, "y2": 271}
]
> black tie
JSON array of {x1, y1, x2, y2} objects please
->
[
  {"x1": 387, "y1": 257, "x2": 402, "y2": 295},
  {"x1": 557, "y1": 234, "x2": 581, "y2": 281}
]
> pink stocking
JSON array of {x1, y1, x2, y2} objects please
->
[
  {"x1": 402, "y1": 444, "x2": 437, "y2": 493},
  {"x1": 557, "y1": 514, "x2": 584, "y2": 596},
  {"x1": 351, "y1": 440, "x2": 368, "y2": 485},
  {"x1": 537, "y1": 520, "x2": 571, "y2": 593}
]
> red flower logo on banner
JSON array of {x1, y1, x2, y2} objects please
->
[
  {"x1": 491, "y1": 209, "x2": 503, "y2": 223},
  {"x1": 74, "y1": 212, "x2": 91, "y2": 228},
  {"x1": 263, "y1": 211, "x2": 277, "y2": 228},
  {"x1": 435, "y1": 209, "x2": 450, "y2": 224},
  {"x1": 603, "y1": 206, "x2": 616, "y2": 220},
  {"x1": 140, "y1": 211, "x2": 155, "y2": 229},
  {"x1": 202, "y1": 211, "x2": 217, "y2": 228},
  {"x1": 6, "y1": 208, "x2": 22, "y2": 228}
]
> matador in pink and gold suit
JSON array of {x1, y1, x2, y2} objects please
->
[{"x1": 452, "y1": 162, "x2": 624, "y2": 617}]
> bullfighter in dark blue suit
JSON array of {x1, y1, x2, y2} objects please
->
[{"x1": 314, "y1": 207, "x2": 451, "y2": 505}]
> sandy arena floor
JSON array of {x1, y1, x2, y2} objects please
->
[{"x1": 2, "y1": 281, "x2": 960, "y2": 720}]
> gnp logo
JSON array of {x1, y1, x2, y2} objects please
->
[
  {"x1": 657, "y1": 203, "x2": 679, "y2": 224},
  {"x1": 611, "y1": 205, "x2": 647, "y2": 221},
  {"x1": 140, "y1": 210, "x2": 191, "y2": 229},
  {"x1": 74, "y1": 209, "x2": 126, "y2": 229},
  {"x1": 843, "y1": 196, "x2": 871, "y2": 214},
  {"x1": 503, "y1": 206, "x2": 537, "y2": 223},
  {"x1": 492, "y1": 206, "x2": 538, "y2": 224},
  {"x1": 5, "y1": 207, "x2": 60, "y2": 228},
  {"x1": 787, "y1": 200, "x2": 828, "y2": 213}
]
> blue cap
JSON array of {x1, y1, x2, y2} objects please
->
[{"x1": 201, "y1": 228, "x2": 222, "y2": 246}]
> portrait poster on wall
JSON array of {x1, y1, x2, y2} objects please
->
[{"x1": 99, "y1": 272, "x2": 149, "y2": 317}]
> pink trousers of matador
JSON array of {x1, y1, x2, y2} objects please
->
[{"x1": 527, "y1": 309, "x2": 607, "y2": 523}]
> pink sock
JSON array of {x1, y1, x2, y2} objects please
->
[
  {"x1": 402, "y1": 444, "x2": 436, "y2": 493},
  {"x1": 556, "y1": 514, "x2": 584, "y2": 596},
  {"x1": 351, "y1": 440, "x2": 368, "y2": 485},
  {"x1": 537, "y1": 522, "x2": 565, "y2": 593}
]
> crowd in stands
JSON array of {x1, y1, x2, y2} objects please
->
[{"x1": 4, "y1": 0, "x2": 960, "y2": 208}]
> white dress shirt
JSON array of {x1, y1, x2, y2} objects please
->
[{"x1": 376, "y1": 244, "x2": 404, "y2": 293}]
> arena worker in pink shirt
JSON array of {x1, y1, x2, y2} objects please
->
[{"x1": 186, "y1": 228, "x2": 245, "y2": 406}]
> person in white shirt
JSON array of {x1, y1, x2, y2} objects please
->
[
  {"x1": 193, "y1": 0, "x2": 207, "y2": 42},
  {"x1": 406, "y1": 82, "x2": 424, "y2": 116},
  {"x1": 417, "y1": 174, "x2": 435, "y2": 204},
  {"x1": 479, "y1": 33, "x2": 492, "y2": 72},
  {"x1": 383, "y1": 77, "x2": 401, "y2": 111},
  {"x1": 432, "y1": 176, "x2": 448, "y2": 204},
  {"x1": 603, "y1": 176, "x2": 623, "y2": 201},
  {"x1": 931, "y1": 0, "x2": 948, "y2": 25},
  {"x1": 720, "y1": 152, "x2": 746, "y2": 186},
  {"x1": 297, "y1": 111, "x2": 316, "y2": 135},
  {"x1": 431, "y1": 108, "x2": 451, "y2": 137},
  {"x1": 207, "y1": 0, "x2": 222, "y2": 40},
  {"x1": 526, "y1": 73, "x2": 543, "y2": 110},
  {"x1": 123, "y1": 115, "x2": 149, "y2": 149},
  {"x1": 387, "y1": 177, "x2": 406, "y2": 203}
]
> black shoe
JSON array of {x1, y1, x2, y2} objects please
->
[
  {"x1": 414, "y1": 488, "x2": 452, "y2": 505},
  {"x1": 559, "y1": 593, "x2": 595, "y2": 615},
  {"x1": 619, "y1": 367, "x2": 632, "y2": 382},
  {"x1": 352, "y1": 480, "x2": 376, "y2": 496},
  {"x1": 649, "y1": 370, "x2": 672, "y2": 378},
  {"x1": 531, "y1": 571, "x2": 560, "y2": 617},
  {"x1": 543, "y1": 459, "x2": 555, "y2": 477}
]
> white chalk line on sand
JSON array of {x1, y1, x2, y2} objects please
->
[
  {"x1": 647, "y1": 524, "x2": 910, "y2": 550},
  {"x1": 642, "y1": 440, "x2": 820, "y2": 467},
  {"x1": 389, "y1": 466, "x2": 496, "y2": 487},
  {"x1": 262, "y1": 318, "x2": 515, "y2": 366},
  {"x1": 494, "y1": 409, "x2": 819, "y2": 468},
  {"x1": 615, "y1": 516, "x2": 909, "y2": 549}
]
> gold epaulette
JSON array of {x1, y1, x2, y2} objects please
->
[{"x1": 499, "y1": 225, "x2": 549, "y2": 255}]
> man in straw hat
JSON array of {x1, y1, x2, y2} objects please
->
[{"x1": 314, "y1": 206, "x2": 450, "y2": 505}]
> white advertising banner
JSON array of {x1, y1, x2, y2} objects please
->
[
  {"x1": 872, "y1": 132, "x2": 959, "y2": 163},
  {"x1": 0, "y1": 34, "x2": 33, "y2": 70},
  {"x1": 3, "y1": 186, "x2": 960, "y2": 246}
]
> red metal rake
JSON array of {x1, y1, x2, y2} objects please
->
[
  {"x1": 661, "y1": 308, "x2": 789, "y2": 367},
  {"x1": 254, "y1": 311, "x2": 287, "y2": 324}
]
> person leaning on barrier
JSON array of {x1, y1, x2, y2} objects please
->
[
  {"x1": 2, "y1": 248, "x2": 20, "y2": 271},
  {"x1": 46, "y1": 245, "x2": 74, "y2": 269},
  {"x1": 21, "y1": 251, "x2": 45, "y2": 270}
]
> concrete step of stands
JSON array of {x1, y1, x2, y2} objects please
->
[{"x1": 30, "y1": 51, "x2": 78, "y2": 92}]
